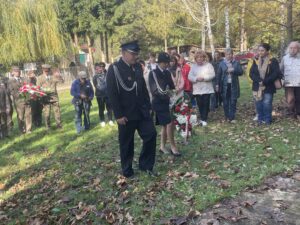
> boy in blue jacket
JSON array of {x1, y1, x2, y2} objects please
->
[{"x1": 71, "y1": 71, "x2": 94, "y2": 133}]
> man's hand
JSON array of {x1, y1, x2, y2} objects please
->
[
  {"x1": 80, "y1": 94, "x2": 87, "y2": 99},
  {"x1": 116, "y1": 117, "x2": 128, "y2": 125}
]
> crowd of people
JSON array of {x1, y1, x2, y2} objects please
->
[
  {"x1": 1, "y1": 40, "x2": 300, "y2": 178},
  {"x1": 0, "y1": 64, "x2": 63, "y2": 139}
]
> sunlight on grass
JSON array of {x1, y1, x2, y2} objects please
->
[{"x1": 0, "y1": 77, "x2": 300, "y2": 224}]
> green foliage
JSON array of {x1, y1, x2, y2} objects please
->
[{"x1": 0, "y1": 0, "x2": 67, "y2": 65}]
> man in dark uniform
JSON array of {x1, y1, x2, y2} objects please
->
[{"x1": 106, "y1": 40, "x2": 157, "y2": 178}]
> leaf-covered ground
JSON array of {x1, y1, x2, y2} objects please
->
[{"x1": 0, "y1": 77, "x2": 299, "y2": 224}]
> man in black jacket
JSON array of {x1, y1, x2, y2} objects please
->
[{"x1": 106, "y1": 40, "x2": 157, "y2": 178}]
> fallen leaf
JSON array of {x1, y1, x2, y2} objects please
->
[{"x1": 219, "y1": 180, "x2": 231, "y2": 189}]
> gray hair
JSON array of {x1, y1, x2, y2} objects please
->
[
  {"x1": 224, "y1": 48, "x2": 233, "y2": 54},
  {"x1": 286, "y1": 41, "x2": 300, "y2": 56}
]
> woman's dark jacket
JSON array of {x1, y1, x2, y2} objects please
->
[
  {"x1": 149, "y1": 68, "x2": 175, "y2": 112},
  {"x1": 249, "y1": 58, "x2": 281, "y2": 94},
  {"x1": 217, "y1": 60, "x2": 243, "y2": 100}
]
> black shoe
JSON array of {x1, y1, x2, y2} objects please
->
[
  {"x1": 141, "y1": 170, "x2": 159, "y2": 177},
  {"x1": 122, "y1": 169, "x2": 134, "y2": 178},
  {"x1": 170, "y1": 149, "x2": 182, "y2": 157},
  {"x1": 159, "y1": 148, "x2": 169, "y2": 154},
  {"x1": 123, "y1": 173, "x2": 134, "y2": 178}
]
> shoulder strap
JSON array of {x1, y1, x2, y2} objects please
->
[{"x1": 112, "y1": 64, "x2": 120, "y2": 94}]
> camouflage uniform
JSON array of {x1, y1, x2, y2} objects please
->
[
  {"x1": 37, "y1": 74, "x2": 62, "y2": 128},
  {"x1": 0, "y1": 76, "x2": 11, "y2": 138},
  {"x1": 8, "y1": 77, "x2": 32, "y2": 133}
]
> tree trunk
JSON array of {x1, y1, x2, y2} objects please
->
[
  {"x1": 74, "y1": 33, "x2": 79, "y2": 49},
  {"x1": 280, "y1": 3, "x2": 287, "y2": 58},
  {"x1": 201, "y1": 6, "x2": 206, "y2": 51},
  {"x1": 203, "y1": 0, "x2": 215, "y2": 57},
  {"x1": 100, "y1": 32, "x2": 105, "y2": 62},
  {"x1": 286, "y1": 0, "x2": 293, "y2": 43},
  {"x1": 239, "y1": 0, "x2": 246, "y2": 51},
  {"x1": 104, "y1": 31, "x2": 109, "y2": 63},
  {"x1": 86, "y1": 34, "x2": 94, "y2": 65},
  {"x1": 164, "y1": 38, "x2": 168, "y2": 52},
  {"x1": 225, "y1": 6, "x2": 230, "y2": 48}
]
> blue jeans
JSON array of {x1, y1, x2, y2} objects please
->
[
  {"x1": 223, "y1": 84, "x2": 237, "y2": 121},
  {"x1": 255, "y1": 93, "x2": 273, "y2": 124},
  {"x1": 74, "y1": 102, "x2": 91, "y2": 133}
]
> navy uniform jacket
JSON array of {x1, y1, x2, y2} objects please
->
[
  {"x1": 106, "y1": 58, "x2": 151, "y2": 121},
  {"x1": 149, "y1": 67, "x2": 175, "y2": 112}
]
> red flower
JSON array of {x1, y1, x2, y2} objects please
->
[
  {"x1": 173, "y1": 120, "x2": 179, "y2": 125},
  {"x1": 175, "y1": 106, "x2": 181, "y2": 112}
]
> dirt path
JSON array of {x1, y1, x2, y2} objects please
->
[{"x1": 192, "y1": 170, "x2": 300, "y2": 225}]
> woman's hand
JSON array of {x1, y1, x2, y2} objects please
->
[{"x1": 197, "y1": 77, "x2": 204, "y2": 82}]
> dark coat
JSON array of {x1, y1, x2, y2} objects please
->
[
  {"x1": 217, "y1": 60, "x2": 243, "y2": 100},
  {"x1": 250, "y1": 58, "x2": 281, "y2": 94},
  {"x1": 0, "y1": 77, "x2": 11, "y2": 113},
  {"x1": 106, "y1": 58, "x2": 151, "y2": 121},
  {"x1": 149, "y1": 67, "x2": 175, "y2": 113},
  {"x1": 92, "y1": 72, "x2": 107, "y2": 97}
]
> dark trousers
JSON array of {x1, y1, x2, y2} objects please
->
[
  {"x1": 118, "y1": 119, "x2": 157, "y2": 177},
  {"x1": 195, "y1": 94, "x2": 211, "y2": 122},
  {"x1": 96, "y1": 97, "x2": 113, "y2": 122},
  {"x1": 223, "y1": 84, "x2": 237, "y2": 121},
  {"x1": 31, "y1": 100, "x2": 43, "y2": 127},
  {"x1": 210, "y1": 92, "x2": 222, "y2": 111},
  {"x1": 0, "y1": 112, "x2": 8, "y2": 138}
]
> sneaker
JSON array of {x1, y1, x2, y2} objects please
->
[
  {"x1": 108, "y1": 120, "x2": 114, "y2": 126},
  {"x1": 200, "y1": 120, "x2": 207, "y2": 126},
  {"x1": 100, "y1": 122, "x2": 106, "y2": 127},
  {"x1": 253, "y1": 115, "x2": 258, "y2": 121},
  {"x1": 230, "y1": 119, "x2": 236, "y2": 124}
]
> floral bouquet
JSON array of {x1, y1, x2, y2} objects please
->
[
  {"x1": 19, "y1": 82, "x2": 47, "y2": 101},
  {"x1": 172, "y1": 95, "x2": 197, "y2": 141}
]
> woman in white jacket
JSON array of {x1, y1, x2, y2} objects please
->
[{"x1": 188, "y1": 50, "x2": 215, "y2": 126}]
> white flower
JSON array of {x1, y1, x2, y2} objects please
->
[
  {"x1": 29, "y1": 90, "x2": 34, "y2": 94},
  {"x1": 176, "y1": 115, "x2": 186, "y2": 124}
]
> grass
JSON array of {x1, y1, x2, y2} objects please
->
[{"x1": 0, "y1": 76, "x2": 299, "y2": 224}]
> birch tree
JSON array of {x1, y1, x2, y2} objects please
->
[{"x1": 224, "y1": 6, "x2": 230, "y2": 48}]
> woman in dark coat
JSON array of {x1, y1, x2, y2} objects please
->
[
  {"x1": 250, "y1": 43, "x2": 281, "y2": 124},
  {"x1": 217, "y1": 48, "x2": 243, "y2": 122},
  {"x1": 149, "y1": 52, "x2": 181, "y2": 156}
]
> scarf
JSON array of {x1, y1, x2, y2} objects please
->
[
  {"x1": 253, "y1": 56, "x2": 269, "y2": 101},
  {"x1": 258, "y1": 56, "x2": 269, "y2": 80}
]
